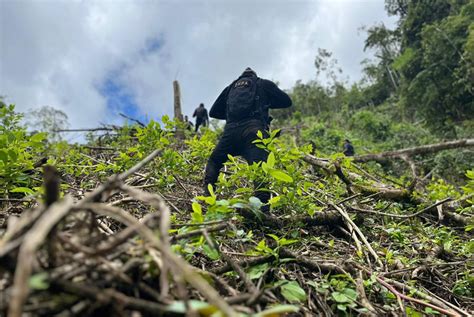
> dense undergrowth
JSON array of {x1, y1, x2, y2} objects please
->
[{"x1": 1, "y1": 104, "x2": 473, "y2": 316}]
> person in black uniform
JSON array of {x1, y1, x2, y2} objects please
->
[
  {"x1": 343, "y1": 139, "x2": 355, "y2": 156},
  {"x1": 192, "y1": 103, "x2": 209, "y2": 132},
  {"x1": 184, "y1": 115, "x2": 194, "y2": 131},
  {"x1": 203, "y1": 67, "x2": 292, "y2": 211}
]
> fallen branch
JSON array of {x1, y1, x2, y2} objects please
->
[
  {"x1": 348, "y1": 197, "x2": 453, "y2": 219},
  {"x1": 6, "y1": 150, "x2": 164, "y2": 317},
  {"x1": 353, "y1": 139, "x2": 474, "y2": 163},
  {"x1": 375, "y1": 276, "x2": 461, "y2": 317},
  {"x1": 53, "y1": 127, "x2": 117, "y2": 132},
  {"x1": 119, "y1": 112, "x2": 145, "y2": 127},
  {"x1": 8, "y1": 196, "x2": 74, "y2": 317},
  {"x1": 50, "y1": 279, "x2": 169, "y2": 315},
  {"x1": 330, "y1": 204, "x2": 383, "y2": 268},
  {"x1": 303, "y1": 155, "x2": 409, "y2": 201},
  {"x1": 84, "y1": 203, "x2": 238, "y2": 317},
  {"x1": 170, "y1": 223, "x2": 228, "y2": 243},
  {"x1": 202, "y1": 230, "x2": 257, "y2": 293},
  {"x1": 303, "y1": 155, "x2": 471, "y2": 225},
  {"x1": 278, "y1": 248, "x2": 353, "y2": 275}
]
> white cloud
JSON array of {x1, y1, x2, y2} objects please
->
[{"x1": 0, "y1": 0, "x2": 396, "y2": 129}]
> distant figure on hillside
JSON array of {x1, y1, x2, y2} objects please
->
[
  {"x1": 343, "y1": 139, "x2": 355, "y2": 157},
  {"x1": 184, "y1": 115, "x2": 194, "y2": 131},
  {"x1": 204, "y1": 67, "x2": 292, "y2": 212},
  {"x1": 192, "y1": 103, "x2": 209, "y2": 132}
]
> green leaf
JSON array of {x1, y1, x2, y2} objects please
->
[
  {"x1": 207, "y1": 184, "x2": 215, "y2": 197},
  {"x1": 332, "y1": 292, "x2": 350, "y2": 303},
  {"x1": 267, "y1": 234, "x2": 280, "y2": 242},
  {"x1": 11, "y1": 187, "x2": 35, "y2": 195},
  {"x1": 30, "y1": 132, "x2": 46, "y2": 142},
  {"x1": 204, "y1": 196, "x2": 216, "y2": 205},
  {"x1": 202, "y1": 244, "x2": 220, "y2": 260},
  {"x1": 343, "y1": 288, "x2": 357, "y2": 300},
  {"x1": 249, "y1": 196, "x2": 263, "y2": 209},
  {"x1": 337, "y1": 304, "x2": 348, "y2": 311},
  {"x1": 236, "y1": 187, "x2": 252, "y2": 194},
  {"x1": 267, "y1": 152, "x2": 275, "y2": 168},
  {"x1": 405, "y1": 307, "x2": 423, "y2": 317},
  {"x1": 254, "y1": 304, "x2": 299, "y2": 317},
  {"x1": 279, "y1": 280, "x2": 307, "y2": 303},
  {"x1": 465, "y1": 224, "x2": 474, "y2": 232},
  {"x1": 306, "y1": 281, "x2": 318, "y2": 289},
  {"x1": 268, "y1": 195, "x2": 281, "y2": 206},
  {"x1": 191, "y1": 202, "x2": 203, "y2": 223},
  {"x1": 166, "y1": 300, "x2": 218, "y2": 315},
  {"x1": 192, "y1": 202, "x2": 202, "y2": 214},
  {"x1": 255, "y1": 239, "x2": 273, "y2": 255},
  {"x1": 247, "y1": 263, "x2": 269, "y2": 280},
  {"x1": 0, "y1": 150, "x2": 8, "y2": 163},
  {"x1": 279, "y1": 238, "x2": 298, "y2": 246},
  {"x1": 332, "y1": 288, "x2": 357, "y2": 303},
  {"x1": 466, "y1": 170, "x2": 474, "y2": 180},
  {"x1": 424, "y1": 307, "x2": 441, "y2": 315},
  {"x1": 270, "y1": 129, "x2": 281, "y2": 139},
  {"x1": 269, "y1": 170, "x2": 293, "y2": 183},
  {"x1": 29, "y1": 272, "x2": 49, "y2": 290},
  {"x1": 8, "y1": 149, "x2": 18, "y2": 161}
]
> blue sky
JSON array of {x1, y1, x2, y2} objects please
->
[
  {"x1": 1, "y1": 0, "x2": 397, "y2": 130},
  {"x1": 100, "y1": 76, "x2": 144, "y2": 124}
]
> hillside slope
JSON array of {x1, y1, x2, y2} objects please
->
[{"x1": 1, "y1": 106, "x2": 473, "y2": 316}]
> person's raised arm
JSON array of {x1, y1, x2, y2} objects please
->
[
  {"x1": 209, "y1": 86, "x2": 230, "y2": 120},
  {"x1": 262, "y1": 80, "x2": 292, "y2": 109}
]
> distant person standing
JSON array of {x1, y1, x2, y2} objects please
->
[
  {"x1": 193, "y1": 103, "x2": 209, "y2": 132},
  {"x1": 343, "y1": 139, "x2": 355, "y2": 156}
]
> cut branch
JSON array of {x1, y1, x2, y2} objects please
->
[
  {"x1": 119, "y1": 112, "x2": 145, "y2": 127},
  {"x1": 53, "y1": 127, "x2": 117, "y2": 132},
  {"x1": 353, "y1": 139, "x2": 474, "y2": 163}
]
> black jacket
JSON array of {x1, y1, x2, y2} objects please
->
[
  {"x1": 209, "y1": 74, "x2": 292, "y2": 123},
  {"x1": 343, "y1": 142, "x2": 355, "y2": 156},
  {"x1": 193, "y1": 107, "x2": 209, "y2": 121}
]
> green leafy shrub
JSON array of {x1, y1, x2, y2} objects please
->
[{"x1": 0, "y1": 105, "x2": 47, "y2": 197}]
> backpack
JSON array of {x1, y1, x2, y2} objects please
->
[{"x1": 226, "y1": 76, "x2": 260, "y2": 122}]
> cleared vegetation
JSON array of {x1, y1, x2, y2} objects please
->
[{"x1": 1, "y1": 105, "x2": 473, "y2": 316}]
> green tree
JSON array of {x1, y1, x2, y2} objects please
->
[
  {"x1": 396, "y1": 0, "x2": 474, "y2": 134},
  {"x1": 363, "y1": 23, "x2": 401, "y2": 92},
  {"x1": 25, "y1": 106, "x2": 70, "y2": 142}
]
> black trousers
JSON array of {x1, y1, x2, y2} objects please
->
[
  {"x1": 195, "y1": 118, "x2": 207, "y2": 132},
  {"x1": 204, "y1": 119, "x2": 270, "y2": 208}
]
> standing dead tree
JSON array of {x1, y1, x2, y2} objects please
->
[
  {"x1": 173, "y1": 80, "x2": 183, "y2": 122},
  {"x1": 173, "y1": 80, "x2": 185, "y2": 140}
]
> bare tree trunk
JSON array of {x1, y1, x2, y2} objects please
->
[
  {"x1": 173, "y1": 80, "x2": 184, "y2": 139},
  {"x1": 173, "y1": 80, "x2": 183, "y2": 122}
]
